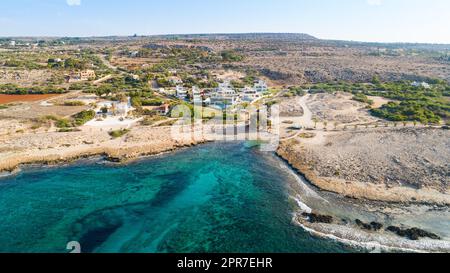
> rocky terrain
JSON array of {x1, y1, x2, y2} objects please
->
[
  {"x1": 307, "y1": 92, "x2": 377, "y2": 124},
  {"x1": 278, "y1": 127, "x2": 450, "y2": 205},
  {"x1": 0, "y1": 68, "x2": 54, "y2": 85}
]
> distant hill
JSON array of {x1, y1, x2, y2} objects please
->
[{"x1": 150, "y1": 33, "x2": 318, "y2": 41}]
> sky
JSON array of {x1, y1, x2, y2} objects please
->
[{"x1": 0, "y1": 0, "x2": 450, "y2": 44}]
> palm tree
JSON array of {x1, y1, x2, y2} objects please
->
[
  {"x1": 111, "y1": 104, "x2": 117, "y2": 116},
  {"x1": 403, "y1": 121, "x2": 407, "y2": 127},
  {"x1": 323, "y1": 121, "x2": 328, "y2": 131},
  {"x1": 413, "y1": 121, "x2": 417, "y2": 127},
  {"x1": 334, "y1": 122, "x2": 338, "y2": 130}
]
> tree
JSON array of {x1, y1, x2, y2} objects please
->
[
  {"x1": 371, "y1": 75, "x2": 381, "y2": 85},
  {"x1": 312, "y1": 117, "x2": 318, "y2": 129}
]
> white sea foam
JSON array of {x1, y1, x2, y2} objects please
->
[
  {"x1": 295, "y1": 220, "x2": 450, "y2": 253},
  {"x1": 277, "y1": 159, "x2": 328, "y2": 202},
  {"x1": 293, "y1": 196, "x2": 312, "y2": 214}
]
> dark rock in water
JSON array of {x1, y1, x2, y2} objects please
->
[
  {"x1": 302, "y1": 212, "x2": 333, "y2": 224},
  {"x1": 106, "y1": 156, "x2": 122, "y2": 163},
  {"x1": 355, "y1": 219, "x2": 383, "y2": 231},
  {"x1": 355, "y1": 219, "x2": 373, "y2": 231},
  {"x1": 386, "y1": 226, "x2": 441, "y2": 241},
  {"x1": 370, "y1": 222, "x2": 383, "y2": 231}
]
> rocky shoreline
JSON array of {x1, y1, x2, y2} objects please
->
[
  {"x1": 0, "y1": 141, "x2": 210, "y2": 175},
  {"x1": 276, "y1": 128, "x2": 450, "y2": 206},
  {"x1": 270, "y1": 152, "x2": 450, "y2": 253},
  {"x1": 295, "y1": 219, "x2": 450, "y2": 253},
  {"x1": 0, "y1": 125, "x2": 211, "y2": 174}
]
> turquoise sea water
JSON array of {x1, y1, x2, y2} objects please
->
[{"x1": 0, "y1": 142, "x2": 353, "y2": 253}]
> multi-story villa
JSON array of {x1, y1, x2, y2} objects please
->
[
  {"x1": 254, "y1": 80, "x2": 268, "y2": 93},
  {"x1": 66, "y1": 69, "x2": 96, "y2": 83},
  {"x1": 241, "y1": 86, "x2": 262, "y2": 102},
  {"x1": 211, "y1": 81, "x2": 239, "y2": 106}
]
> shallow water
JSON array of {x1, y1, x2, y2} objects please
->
[{"x1": 0, "y1": 142, "x2": 354, "y2": 253}]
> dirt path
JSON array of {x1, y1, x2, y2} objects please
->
[
  {"x1": 280, "y1": 95, "x2": 315, "y2": 141},
  {"x1": 97, "y1": 54, "x2": 118, "y2": 71},
  {"x1": 297, "y1": 94, "x2": 314, "y2": 128}
]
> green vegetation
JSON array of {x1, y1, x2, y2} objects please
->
[
  {"x1": 265, "y1": 100, "x2": 279, "y2": 108},
  {"x1": 370, "y1": 101, "x2": 443, "y2": 124},
  {"x1": 284, "y1": 86, "x2": 306, "y2": 97},
  {"x1": 155, "y1": 119, "x2": 178, "y2": 127},
  {"x1": 53, "y1": 110, "x2": 95, "y2": 128},
  {"x1": 141, "y1": 116, "x2": 167, "y2": 126},
  {"x1": 48, "y1": 50, "x2": 109, "y2": 71},
  {"x1": 63, "y1": 101, "x2": 85, "y2": 106},
  {"x1": 3, "y1": 59, "x2": 44, "y2": 70},
  {"x1": 81, "y1": 76, "x2": 153, "y2": 97},
  {"x1": 63, "y1": 58, "x2": 88, "y2": 70},
  {"x1": 353, "y1": 93, "x2": 374, "y2": 105},
  {"x1": 57, "y1": 128, "x2": 79, "y2": 133},
  {"x1": 302, "y1": 80, "x2": 450, "y2": 124},
  {"x1": 145, "y1": 47, "x2": 220, "y2": 74},
  {"x1": 55, "y1": 118, "x2": 72, "y2": 129},
  {"x1": 142, "y1": 98, "x2": 164, "y2": 106},
  {"x1": 109, "y1": 129, "x2": 130, "y2": 138},
  {"x1": 220, "y1": 50, "x2": 244, "y2": 62},
  {"x1": 72, "y1": 110, "x2": 96, "y2": 126},
  {"x1": 0, "y1": 105, "x2": 8, "y2": 109},
  {"x1": 0, "y1": 84, "x2": 67, "y2": 95}
]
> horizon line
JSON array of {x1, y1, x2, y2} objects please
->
[{"x1": 1, "y1": 32, "x2": 450, "y2": 46}]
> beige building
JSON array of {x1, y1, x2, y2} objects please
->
[{"x1": 66, "y1": 69, "x2": 96, "y2": 83}]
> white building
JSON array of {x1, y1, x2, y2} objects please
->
[
  {"x1": 254, "y1": 80, "x2": 268, "y2": 93},
  {"x1": 241, "y1": 86, "x2": 262, "y2": 102},
  {"x1": 411, "y1": 81, "x2": 431, "y2": 89},
  {"x1": 96, "y1": 97, "x2": 133, "y2": 118},
  {"x1": 203, "y1": 97, "x2": 211, "y2": 105},
  {"x1": 176, "y1": 85, "x2": 188, "y2": 100},
  {"x1": 211, "y1": 81, "x2": 239, "y2": 106}
]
